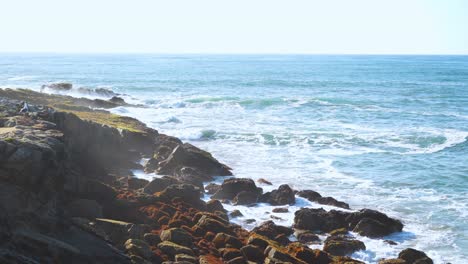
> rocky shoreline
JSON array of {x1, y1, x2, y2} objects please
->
[{"x1": 0, "y1": 88, "x2": 433, "y2": 264}]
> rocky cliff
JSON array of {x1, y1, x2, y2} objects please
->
[{"x1": 0, "y1": 89, "x2": 433, "y2": 264}]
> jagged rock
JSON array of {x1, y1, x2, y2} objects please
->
[
  {"x1": 259, "y1": 184, "x2": 295, "y2": 205},
  {"x1": 348, "y1": 209, "x2": 403, "y2": 237},
  {"x1": 240, "y1": 245, "x2": 264, "y2": 263},
  {"x1": 296, "y1": 231, "x2": 320, "y2": 244},
  {"x1": 213, "y1": 233, "x2": 243, "y2": 249},
  {"x1": 294, "y1": 208, "x2": 349, "y2": 232},
  {"x1": 67, "y1": 199, "x2": 103, "y2": 219},
  {"x1": 158, "y1": 241, "x2": 195, "y2": 257},
  {"x1": 212, "y1": 178, "x2": 262, "y2": 200},
  {"x1": 251, "y1": 221, "x2": 293, "y2": 245},
  {"x1": 156, "y1": 143, "x2": 232, "y2": 177},
  {"x1": 160, "y1": 228, "x2": 193, "y2": 247},
  {"x1": 323, "y1": 235, "x2": 366, "y2": 256},
  {"x1": 398, "y1": 248, "x2": 433, "y2": 264},
  {"x1": 297, "y1": 189, "x2": 350, "y2": 209},
  {"x1": 125, "y1": 239, "x2": 152, "y2": 260},
  {"x1": 143, "y1": 176, "x2": 180, "y2": 194},
  {"x1": 192, "y1": 215, "x2": 231, "y2": 235},
  {"x1": 206, "y1": 200, "x2": 226, "y2": 213},
  {"x1": 127, "y1": 177, "x2": 149, "y2": 190},
  {"x1": 229, "y1": 210, "x2": 243, "y2": 218},
  {"x1": 205, "y1": 183, "x2": 221, "y2": 194},
  {"x1": 233, "y1": 190, "x2": 259, "y2": 205},
  {"x1": 158, "y1": 184, "x2": 204, "y2": 209}
]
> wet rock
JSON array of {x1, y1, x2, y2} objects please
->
[
  {"x1": 143, "y1": 233, "x2": 161, "y2": 246},
  {"x1": 259, "y1": 184, "x2": 295, "y2": 205},
  {"x1": 212, "y1": 178, "x2": 262, "y2": 200},
  {"x1": 244, "y1": 219, "x2": 256, "y2": 224},
  {"x1": 233, "y1": 190, "x2": 259, "y2": 205},
  {"x1": 257, "y1": 178, "x2": 272, "y2": 185},
  {"x1": 206, "y1": 199, "x2": 226, "y2": 213},
  {"x1": 348, "y1": 209, "x2": 403, "y2": 238},
  {"x1": 43, "y1": 82, "x2": 73, "y2": 91},
  {"x1": 143, "y1": 176, "x2": 180, "y2": 194},
  {"x1": 272, "y1": 207, "x2": 288, "y2": 213},
  {"x1": 125, "y1": 239, "x2": 152, "y2": 260},
  {"x1": 229, "y1": 210, "x2": 243, "y2": 218},
  {"x1": 264, "y1": 246, "x2": 300, "y2": 263},
  {"x1": 296, "y1": 189, "x2": 322, "y2": 201},
  {"x1": 192, "y1": 215, "x2": 230, "y2": 235},
  {"x1": 158, "y1": 184, "x2": 202, "y2": 206},
  {"x1": 225, "y1": 256, "x2": 247, "y2": 264},
  {"x1": 296, "y1": 231, "x2": 320, "y2": 244},
  {"x1": 329, "y1": 228, "x2": 348, "y2": 236},
  {"x1": 294, "y1": 208, "x2": 349, "y2": 232},
  {"x1": 297, "y1": 190, "x2": 350, "y2": 209},
  {"x1": 323, "y1": 235, "x2": 366, "y2": 256},
  {"x1": 205, "y1": 183, "x2": 221, "y2": 195},
  {"x1": 109, "y1": 96, "x2": 126, "y2": 104},
  {"x1": 175, "y1": 253, "x2": 198, "y2": 263},
  {"x1": 128, "y1": 224, "x2": 151, "y2": 239},
  {"x1": 398, "y1": 248, "x2": 433, "y2": 264},
  {"x1": 158, "y1": 241, "x2": 195, "y2": 257},
  {"x1": 128, "y1": 177, "x2": 149, "y2": 190},
  {"x1": 160, "y1": 228, "x2": 193, "y2": 247},
  {"x1": 67, "y1": 199, "x2": 103, "y2": 219},
  {"x1": 378, "y1": 259, "x2": 406, "y2": 264},
  {"x1": 95, "y1": 87, "x2": 117, "y2": 97},
  {"x1": 251, "y1": 220, "x2": 293, "y2": 245}
]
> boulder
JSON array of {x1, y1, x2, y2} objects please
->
[
  {"x1": 257, "y1": 178, "x2": 272, "y2": 185},
  {"x1": 143, "y1": 233, "x2": 161, "y2": 246},
  {"x1": 398, "y1": 248, "x2": 433, "y2": 264},
  {"x1": 127, "y1": 177, "x2": 149, "y2": 190},
  {"x1": 233, "y1": 191, "x2": 259, "y2": 205},
  {"x1": 378, "y1": 259, "x2": 406, "y2": 264},
  {"x1": 272, "y1": 207, "x2": 289, "y2": 213},
  {"x1": 143, "y1": 176, "x2": 180, "y2": 194},
  {"x1": 212, "y1": 233, "x2": 243, "y2": 249},
  {"x1": 192, "y1": 215, "x2": 231, "y2": 235},
  {"x1": 294, "y1": 208, "x2": 350, "y2": 232},
  {"x1": 259, "y1": 184, "x2": 295, "y2": 205},
  {"x1": 205, "y1": 183, "x2": 221, "y2": 195},
  {"x1": 323, "y1": 235, "x2": 366, "y2": 256},
  {"x1": 175, "y1": 254, "x2": 198, "y2": 263},
  {"x1": 43, "y1": 82, "x2": 73, "y2": 91},
  {"x1": 297, "y1": 190, "x2": 349, "y2": 209},
  {"x1": 296, "y1": 231, "x2": 320, "y2": 244},
  {"x1": 158, "y1": 241, "x2": 195, "y2": 257},
  {"x1": 125, "y1": 239, "x2": 152, "y2": 260},
  {"x1": 229, "y1": 210, "x2": 243, "y2": 218},
  {"x1": 109, "y1": 96, "x2": 126, "y2": 104},
  {"x1": 160, "y1": 228, "x2": 193, "y2": 247},
  {"x1": 251, "y1": 221, "x2": 293, "y2": 245},
  {"x1": 347, "y1": 209, "x2": 403, "y2": 237},
  {"x1": 206, "y1": 200, "x2": 226, "y2": 213},
  {"x1": 212, "y1": 178, "x2": 261, "y2": 200},
  {"x1": 240, "y1": 245, "x2": 264, "y2": 263}
]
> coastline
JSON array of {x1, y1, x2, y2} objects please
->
[{"x1": 0, "y1": 88, "x2": 434, "y2": 264}]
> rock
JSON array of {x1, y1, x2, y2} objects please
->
[
  {"x1": 294, "y1": 208, "x2": 349, "y2": 232},
  {"x1": 212, "y1": 178, "x2": 262, "y2": 200},
  {"x1": 296, "y1": 231, "x2": 320, "y2": 244},
  {"x1": 225, "y1": 256, "x2": 247, "y2": 264},
  {"x1": 156, "y1": 143, "x2": 232, "y2": 177},
  {"x1": 220, "y1": 248, "x2": 243, "y2": 260},
  {"x1": 160, "y1": 228, "x2": 193, "y2": 247},
  {"x1": 229, "y1": 210, "x2": 243, "y2": 218},
  {"x1": 158, "y1": 184, "x2": 202, "y2": 205},
  {"x1": 143, "y1": 233, "x2": 161, "y2": 246},
  {"x1": 251, "y1": 221, "x2": 293, "y2": 244},
  {"x1": 259, "y1": 184, "x2": 295, "y2": 205},
  {"x1": 109, "y1": 96, "x2": 126, "y2": 104},
  {"x1": 240, "y1": 245, "x2": 264, "y2": 263},
  {"x1": 94, "y1": 218, "x2": 132, "y2": 246},
  {"x1": 205, "y1": 183, "x2": 221, "y2": 194},
  {"x1": 193, "y1": 215, "x2": 230, "y2": 235},
  {"x1": 95, "y1": 87, "x2": 117, "y2": 97},
  {"x1": 323, "y1": 236, "x2": 366, "y2": 256},
  {"x1": 257, "y1": 178, "x2": 272, "y2": 185},
  {"x1": 125, "y1": 239, "x2": 153, "y2": 260},
  {"x1": 143, "y1": 176, "x2": 180, "y2": 194},
  {"x1": 244, "y1": 219, "x2": 256, "y2": 224},
  {"x1": 67, "y1": 199, "x2": 103, "y2": 219},
  {"x1": 212, "y1": 233, "x2": 243, "y2": 249},
  {"x1": 173, "y1": 166, "x2": 209, "y2": 189},
  {"x1": 296, "y1": 190, "x2": 322, "y2": 201},
  {"x1": 175, "y1": 254, "x2": 198, "y2": 263},
  {"x1": 348, "y1": 209, "x2": 403, "y2": 238},
  {"x1": 297, "y1": 190, "x2": 350, "y2": 209},
  {"x1": 272, "y1": 207, "x2": 289, "y2": 213},
  {"x1": 264, "y1": 246, "x2": 300, "y2": 263},
  {"x1": 158, "y1": 241, "x2": 195, "y2": 257},
  {"x1": 127, "y1": 177, "x2": 149, "y2": 190},
  {"x1": 43, "y1": 82, "x2": 73, "y2": 91},
  {"x1": 233, "y1": 191, "x2": 259, "y2": 205},
  {"x1": 378, "y1": 259, "x2": 406, "y2": 264},
  {"x1": 329, "y1": 228, "x2": 348, "y2": 236},
  {"x1": 206, "y1": 199, "x2": 226, "y2": 214},
  {"x1": 128, "y1": 224, "x2": 151, "y2": 239},
  {"x1": 398, "y1": 248, "x2": 433, "y2": 264}
]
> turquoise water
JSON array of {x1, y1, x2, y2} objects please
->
[{"x1": 1, "y1": 54, "x2": 467, "y2": 263}]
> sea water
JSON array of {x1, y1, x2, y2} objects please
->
[{"x1": 0, "y1": 54, "x2": 467, "y2": 263}]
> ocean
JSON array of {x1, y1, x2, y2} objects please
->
[{"x1": 0, "y1": 54, "x2": 467, "y2": 263}]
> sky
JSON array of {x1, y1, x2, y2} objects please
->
[{"x1": 0, "y1": 0, "x2": 467, "y2": 54}]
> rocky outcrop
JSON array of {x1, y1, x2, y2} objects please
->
[
  {"x1": 297, "y1": 189, "x2": 350, "y2": 209},
  {"x1": 211, "y1": 178, "x2": 262, "y2": 201},
  {"x1": 259, "y1": 184, "x2": 295, "y2": 205}
]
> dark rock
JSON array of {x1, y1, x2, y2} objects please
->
[
  {"x1": 213, "y1": 233, "x2": 243, "y2": 249},
  {"x1": 229, "y1": 210, "x2": 243, "y2": 218},
  {"x1": 251, "y1": 220, "x2": 293, "y2": 244},
  {"x1": 143, "y1": 233, "x2": 162, "y2": 246},
  {"x1": 128, "y1": 224, "x2": 151, "y2": 239},
  {"x1": 143, "y1": 176, "x2": 180, "y2": 194},
  {"x1": 378, "y1": 259, "x2": 406, "y2": 264},
  {"x1": 348, "y1": 209, "x2": 403, "y2": 238},
  {"x1": 159, "y1": 184, "x2": 203, "y2": 208},
  {"x1": 125, "y1": 239, "x2": 152, "y2": 260},
  {"x1": 297, "y1": 190, "x2": 350, "y2": 209},
  {"x1": 43, "y1": 82, "x2": 73, "y2": 91},
  {"x1": 193, "y1": 215, "x2": 230, "y2": 235},
  {"x1": 297, "y1": 190, "x2": 322, "y2": 201},
  {"x1": 233, "y1": 191, "x2": 259, "y2": 205},
  {"x1": 259, "y1": 184, "x2": 295, "y2": 205},
  {"x1": 225, "y1": 256, "x2": 246, "y2": 264},
  {"x1": 127, "y1": 177, "x2": 149, "y2": 190},
  {"x1": 272, "y1": 207, "x2": 289, "y2": 213},
  {"x1": 67, "y1": 199, "x2": 103, "y2": 219},
  {"x1": 294, "y1": 208, "x2": 350, "y2": 232},
  {"x1": 175, "y1": 253, "x2": 198, "y2": 263},
  {"x1": 323, "y1": 235, "x2": 366, "y2": 256},
  {"x1": 212, "y1": 178, "x2": 261, "y2": 200},
  {"x1": 109, "y1": 96, "x2": 126, "y2": 104},
  {"x1": 205, "y1": 183, "x2": 221, "y2": 195},
  {"x1": 257, "y1": 178, "x2": 272, "y2": 185},
  {"x1": 398, "y1": 248, "x2": 433, "y2": 264},
  {"x1": 206, "y1": 200, "x2": 226, "y2": 213},
  {"x1": 158, "y1": 241, "x2": 194, "y2": 257},
  {"x1": 240, "y1": 245, "x2": 264, "y2": 263},
  {"x1": 296, "y1": 231, "x2": 320, "y2": 244},
  {"x1": 160, "y1": 228, "x2": 193, "y2": 247}
]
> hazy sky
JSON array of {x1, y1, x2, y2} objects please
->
[{"x1": 0, "y1": 0, "x2": 467, "y2": 54}]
